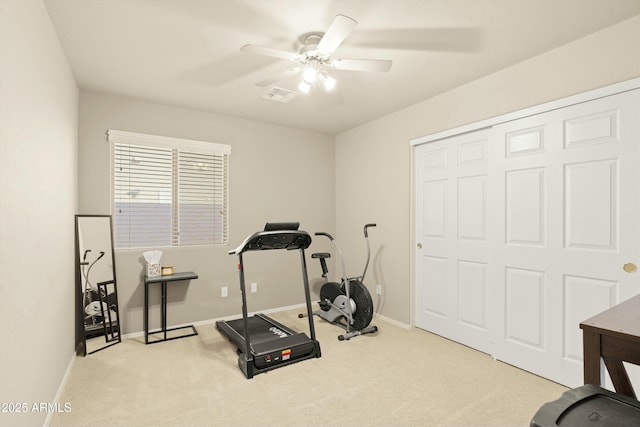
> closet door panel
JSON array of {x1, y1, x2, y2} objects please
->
[
  {"x1": 415, "y1": 129, "x2": 492, "y2": 354},
  {"x1": 491, "y1": 89, "x2": 640, "y2": 387},
  {"x1": 415, "y1": 88, "x2": 640, "y2": 388}
]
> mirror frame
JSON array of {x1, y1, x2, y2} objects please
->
[{"x1": 75, "y1": 214, "x2": 121, "y2": 355}]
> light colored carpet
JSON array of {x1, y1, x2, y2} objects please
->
[{"x1": 50, "y1": 310, "x2": 567, "y2": 427}]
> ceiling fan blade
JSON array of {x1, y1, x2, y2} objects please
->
[
  {"x1": 254, "y1": 67, "x2": 301, "y2": 87},
  {"x1": 316, "y1": 14, "x2": 357, "y2": 55},
  {"x1": 241, "y1": 44, "x2": 299, "y2": 61},
  {"x1": 331, "y1": 58, "x2": 392, "y2": 72},
  {"x1": 347, "y1": 28, "x2": 484, "y2": 52}
]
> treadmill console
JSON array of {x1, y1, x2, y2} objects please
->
[
  {"x1": 244, "y1": 231, "x2": 311, "y2": 251},
  {"x1": 264, "y1": 222, "x2": 300, "y2": 231},
  {"x1": 229, "y1": 222, "x2": 311, "y2": 254}
]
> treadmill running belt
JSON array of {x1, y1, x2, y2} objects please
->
[{"x1": 223, "y1": 316, "x2": 295, "y2": 345}]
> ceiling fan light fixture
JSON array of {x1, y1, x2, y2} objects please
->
[
  {"x1": 319, "y1": 71, "x2": 336, "y2": 91},
  {"x1": 302, "y1": 66, "x2": 317, "y2": 84},
  {"x1": 298, "y1": 80, "x2": 311, "y2": 94}
]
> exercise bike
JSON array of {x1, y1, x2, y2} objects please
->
[
  {"x1": 300, "y1": 224, "x2": 378, "y2": 341},
  {"x1": 81, "y1": 249, "x2": 118, "y2": 340}
]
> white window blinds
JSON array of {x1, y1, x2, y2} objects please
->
[{"x1": 108, "y1": 130, "x2": 230, "y2": 249}]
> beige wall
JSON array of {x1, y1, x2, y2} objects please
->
[
  {"x1": 0, "y1": 1, "x2": 79, "y2": 426},
  {"x1": 335, "y1": 15, "x2": 640, "y2": 325},
  {"x1": 78, "y1": 91, "x2": 335, "y2": 334}
]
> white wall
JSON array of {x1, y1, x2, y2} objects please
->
[
  {"x1": 0, "y1": 1, "x2": 78, "y2": 426},
  {"x1": 78, "y1": 91, "x2": 335, "y2": 334},
  {"x1": 335, "y1": 15, "x2": 640, "y2": 325}
]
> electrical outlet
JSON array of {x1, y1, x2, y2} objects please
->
[
  {"x1": 251, "y1": 282, "x2": 257, "y2": 293},
  {"x1": 221, "y1": 286, "x2": 228, "y2": 298},
  {"x1": 376, "y1": 284, "x2": 382, "y2": 295}
]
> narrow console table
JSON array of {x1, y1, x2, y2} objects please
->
[
  {"x1": 580, "y1": 293, "x2": 640, "y2": 399},
  {"x1": 144, "y1": 271, "x2": 198, "y2": 344}
]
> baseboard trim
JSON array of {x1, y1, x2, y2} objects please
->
[
  {"x1": 120, "y1": 304, "x2": 412, "y2": 338},
  {"x1": 375, "y1": 312, "x2": 411, "y2": 329},
  {"x1": 44, "y1": 351, "x2": 76, "y2": 427},
  {"x1": 121, "y1": 303, "x2": 309, "y2": 339}
]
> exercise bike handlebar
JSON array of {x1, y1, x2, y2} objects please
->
[
  {"x1": 314, "y1": 223, "x2": 377, "y2": 283},
  {"x1": 363, "y1": 223, "x2": 376, "y2": 237},
  {"x1": 315, "y1": 231, "x2": 334, "y2": 241},
  {"x1": 316, "y1": 226, "x2": 375, "y2": 240}
]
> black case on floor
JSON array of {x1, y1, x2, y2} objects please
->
[{"x1": 531, "y1": 384, "x2": 640, "y2": 427}]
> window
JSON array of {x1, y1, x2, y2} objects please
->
[{"x1": 107, "y1": 130, "x2": 230, "y2": 249}]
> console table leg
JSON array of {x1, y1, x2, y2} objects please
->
[
  {"x1": 144, "y1": 282, "x2": 149, "y2": 344},
  {"x1": 603, "y1": 356, "x2": 637, "y2": 399},
  {"x1": 162, "y1": 281, "x2": 167, "y2": 341},
  {"x1": 583, "y1": 329, "x2": 602, "y2": 386}
]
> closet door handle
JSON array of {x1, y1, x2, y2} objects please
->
[{"x1": 623, "y1": 263, "x2": 637, "y2": 273}]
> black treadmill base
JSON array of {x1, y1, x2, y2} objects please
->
[
  {"x1": 238, "y1": 339, "x2": 321, "y2": 379},
  {"x1": 531, "y1": 384, "x2": 640, "y2": 427},
  {"x1": 216, "y1": 313, "x2": 322, "y2": 379}
]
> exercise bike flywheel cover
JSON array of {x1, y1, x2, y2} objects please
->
[
  {"x1": 340, "y1": 279, "x2": 374, "y2": 331},
  {"x1": 85, "y1": 301, "x2": 109, "y2": 316},
  {"x1": 319, "y1": 282, "x2": 343, "y2": 311}
]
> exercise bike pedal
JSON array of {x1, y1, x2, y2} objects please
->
[
  {"x1": 319, "y1": 282, "x2": 343, "y2": 312},
  {"x1": 318, "y1": 300, "x2": 332, "y2": 311}
]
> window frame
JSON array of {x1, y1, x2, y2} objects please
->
[{"x1": 107, "y1": 129, "x2": 231, "y2": 250}]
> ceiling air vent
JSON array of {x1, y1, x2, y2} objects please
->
[{"x1": 262, "y1": 87, "x2": 298, "y2": 103}]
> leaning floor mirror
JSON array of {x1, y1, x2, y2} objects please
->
[{"x1": 75, "y1": 215, "x2": 121, "y2": 355}]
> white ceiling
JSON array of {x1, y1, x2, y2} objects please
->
[{"x1": 44, "y1": 0, "x2": 640, "y2": 135}]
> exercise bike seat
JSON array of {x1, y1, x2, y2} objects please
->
[
  {"x1": 312, "y1": 253, "x2": 330, "y2": 279},
  {"x1": 312, "y1": 253, "x2": 331, "y2": 259}
]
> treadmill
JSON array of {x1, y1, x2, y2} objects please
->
[{"x1": 216, "y1": 222, "x2": 321, "y2": 379}]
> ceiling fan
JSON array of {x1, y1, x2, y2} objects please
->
[{"x1": 241, "y1": 14, "x2": 392, "y2": 95}]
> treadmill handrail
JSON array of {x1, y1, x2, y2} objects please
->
[{"x1": 228, "y1": 230, "x2": 312, "y2": 255}]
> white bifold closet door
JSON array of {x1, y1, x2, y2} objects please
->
[{"x1": 415, "y1": 88, "x2": 640, "y2": 388}]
